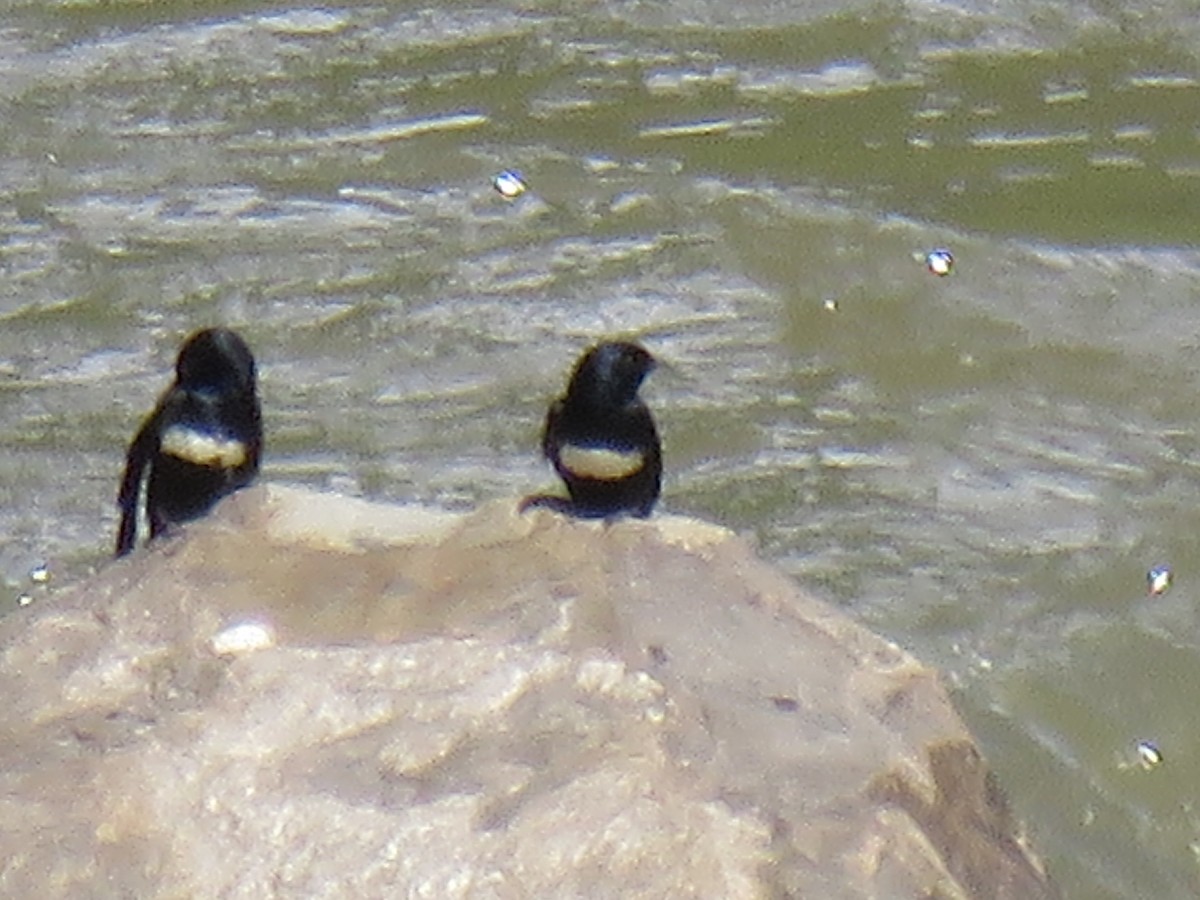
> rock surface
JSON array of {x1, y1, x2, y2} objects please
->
[{"x1": 0, "y1": 486, "x2": 1057, "y2": 899}]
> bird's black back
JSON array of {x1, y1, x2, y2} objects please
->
[
  {"x1": 116, "y1": 328, "x2": 262, "y2": 556},
  {"x1": 530, "y1": 341, "x2": 661, "y2": 519}
]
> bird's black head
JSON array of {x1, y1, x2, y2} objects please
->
[
  {"x1": 566, "y1": 341, "x2": 656, "y2": 409},
  {"x1": 175, "y1": 328, "x2": 257, "y2": 396}
]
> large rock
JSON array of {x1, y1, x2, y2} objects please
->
[{"x1": 0, "y1": 486, "x2": 1056, "y2": 899}]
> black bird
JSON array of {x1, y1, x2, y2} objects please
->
[
  {"x1": 522, "y1": 341, "x2": 661, "y2": 519},
  {"x1": 116, "y1": 328, "x2": 262, "y2": 556}
]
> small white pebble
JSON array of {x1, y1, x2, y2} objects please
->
[
  {"x1": 823, "y1": 297, "x2": 838, "y2": 312},
  {"x1": 210, "y1": 621, "x2": 276, "y2": 656},
  {"x1": 492, "y1": 170, "x2": 527, "y2": 199},
  {"x1": 576, "y1": 658, "x2": 625, "y2": 694},
  {"x1": 16, "y1": 593, "x2": 33, "y2": 608},
  {"x1": 925, "y1": 248, "x2": 954, "y2": 276},
  {"x1": 1147, "y1": 564, "x2": 1172, "y2": 596},
  {"x1": 1135, "y1": 739, "x2": 1163, "y2": 770}
]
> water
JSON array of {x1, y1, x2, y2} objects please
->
[{"x1": 3, "y1": 0, "x2": 1200, "y2": 895}]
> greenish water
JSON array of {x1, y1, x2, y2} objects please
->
[{"x1": 4, "y1": 1, "x2": 1200, "y2": 895}]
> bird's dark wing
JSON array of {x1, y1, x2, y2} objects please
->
[
  {"x1": 628, "y1": 403, "x2": 662, "y2": 517},
  {"x1": 541, "y1": 399, "x2": 564, "y2": 465},
  {"x1": 115, "y1": 406, "x2": 164, "y2": 557},
  {"x1": 243, "y1": 397, "x2": 264, "y2": 475}
]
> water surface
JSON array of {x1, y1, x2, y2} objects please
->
[{"x1": 3, "y1": 1, "x2": 1200, "y2": 895}]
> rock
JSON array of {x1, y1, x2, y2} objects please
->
[{"x1": 0, "y1": 485, "x2": 1057, "y2": 899}]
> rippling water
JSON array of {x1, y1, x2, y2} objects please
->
[{"x1": 4, "y1": 0, "x2": 1200, "y2": 895}]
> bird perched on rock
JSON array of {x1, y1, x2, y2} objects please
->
[
  {"x1": 522, "y1": 341, "x2": 661, "y2": 519},
  {"x1": 116, "y1": 327, "x2": 262, "y2": 556}
]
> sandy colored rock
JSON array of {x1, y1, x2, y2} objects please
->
[{"x1": 0, "y1": 485, "x2": 1056, "y2": 899}]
